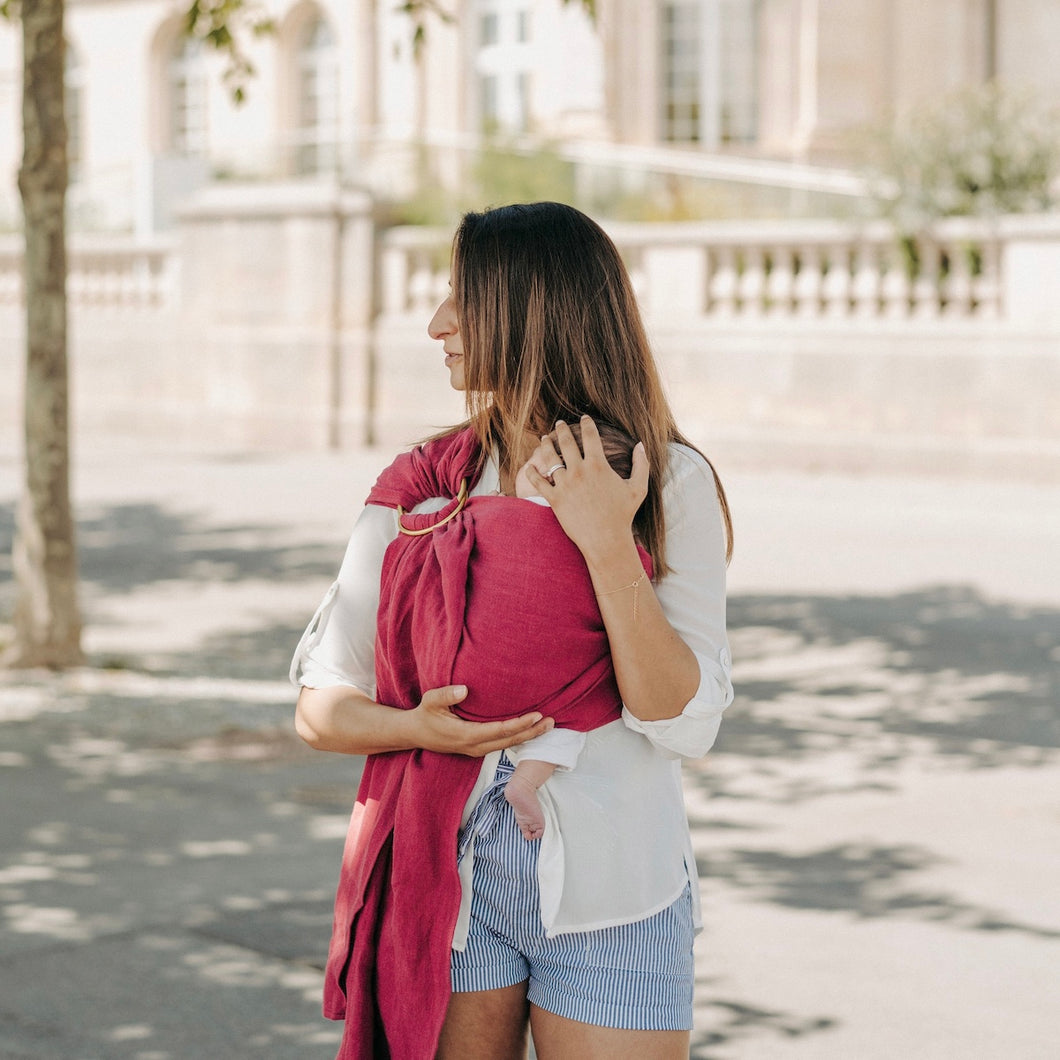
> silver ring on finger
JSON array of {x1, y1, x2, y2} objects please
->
[{"x1": 545, "y1": 463, "x2": 565, "y2": 477}]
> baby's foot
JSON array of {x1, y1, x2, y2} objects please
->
[{"x1": 504, "y1": 775, "x2": 546, "y2": 840}]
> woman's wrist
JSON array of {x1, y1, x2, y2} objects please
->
[{"x1": 583, "y1": 532, "x2": 643, "y2": 587}]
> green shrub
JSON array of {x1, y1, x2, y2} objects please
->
[{"x1": 867, "y1": 83, "x2": 1060, "y2": 230}]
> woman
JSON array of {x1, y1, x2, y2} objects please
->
[{"x1": 293, "y1": 202, "x2": 734, "y2": 1059}]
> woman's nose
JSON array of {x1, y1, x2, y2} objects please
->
[{"x1": 428, "y1": 296, "x2": 456, "y2": 339}]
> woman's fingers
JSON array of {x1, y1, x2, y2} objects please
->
[
  {"x1": 552, "y1": 419, "x2": 582, "y2": 469},
  {"x1": 574, "y1": 414, "x2": 606, "y2": 463},
  {"x1": 523, "y1": 463, "x2": 553, "y2": 492},
  {"x1": 419, "y1": 684, "x2": 469, "y2": 711},
  {"x1": 629, "y1": 441, "x2": 650, "y2": 499},
  {"x1": 497, "y1": 712, "x2": 555, "y2": 745},
  {"x1": 532, "y1": 436, "x2": 563, "y2": 479},
  {"x1": 417, "y1": 686, "x2": 553, "y2": 756}
]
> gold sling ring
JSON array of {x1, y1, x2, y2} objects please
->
[{"x1": 396, "y1": 479, "x2": 469, "y2": 536}]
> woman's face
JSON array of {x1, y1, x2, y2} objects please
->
[{"x1": 427, "y1": 275, "x2": 465, "y2": 392}]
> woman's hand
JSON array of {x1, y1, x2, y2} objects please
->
[
  {"x1": 521, "y1": 416, "x2": 701, "y2": 723},
  {"x1": 523, "y1": 416, "x2": 649, "y2": 567},
  {"x1": 411, "y1": 685, "x2": 554, "y2": 757},
  {"x1": 296, "y1": 683, "x2": 553, "y2": 757}
]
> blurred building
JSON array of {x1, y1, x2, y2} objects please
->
[{"x1": 1, "y1": 0, "x2": 1059, "y2": 232}]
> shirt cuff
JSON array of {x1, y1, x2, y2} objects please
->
[
  {"x1": 507, "y1": 728, "x2": 586, "y2": 771},
  {"x1": 621, "y1": 646, "x2": 733, "y2": 759}
]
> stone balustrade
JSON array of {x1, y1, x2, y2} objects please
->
[
  {"x1": 4, "y1": 215, "x2": 1059, "y2": 328},
  {"x1": 2, "y1": 202, "x2": 1059, "y2": 472},
  {"x1": 611, "y1": 218, "x2": 1002, "y2": 321},
  {"x1": 377, "y1": 214, "x2": 1060, "y2": 328},
  {"x1": 0, "y1": 234, "x2": 176, "y2": 310}
]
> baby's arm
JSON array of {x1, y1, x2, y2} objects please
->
[
  {"x1": 504, "y1": 729, "x2": 586, "y2": 840},
  {"x1": 507, "y1": 727, "x2": 585, "y2": 771},
  {"x1": 505, "y1": 760, "x2": 557, "y2": 841}
]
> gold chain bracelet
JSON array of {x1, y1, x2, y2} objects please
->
[{"x1": 594, "y1": 570, "x2": 648, "y2": 621}]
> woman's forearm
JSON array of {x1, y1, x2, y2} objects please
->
[
  {"x1": 586, "y1": 534, "x2": 701, "y2": 722},
  {"x1": 295, "y1": 684, "x2": 420, "y2": 755},
  {"x1": 296, "y1": 683, "x2": 557, "y2": 757}
]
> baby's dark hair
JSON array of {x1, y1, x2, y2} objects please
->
[{"x1": 551, "y1": 420, "x2": 635, "y2": 479}]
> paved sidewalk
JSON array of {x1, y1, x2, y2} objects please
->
[{"x1": 1, "y1": 447, "x2": 1058, "y2": 1059}]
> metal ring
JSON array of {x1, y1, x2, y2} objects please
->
[
  {"x1": 545, "y1": 463, "x2": 565, "y2": 477},
  {"x1": 396, "y1": 478, "x2": 468, "y2": 536}
]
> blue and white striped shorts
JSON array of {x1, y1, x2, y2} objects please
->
[{"x1": 450, "y1": 758, "x2": 695, "y2": 1030}]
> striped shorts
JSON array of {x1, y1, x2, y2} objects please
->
[{"x1": 450, "y1": 758, "x2": 695, "y2": 1030}]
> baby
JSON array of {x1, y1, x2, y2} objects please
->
[{"x1": 504, "y1": 421, "x2": 637, "y2": 840}]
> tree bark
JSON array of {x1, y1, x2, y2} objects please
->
[{"x1": 5, "y1": 0, "x2": 84, "y2": 668}]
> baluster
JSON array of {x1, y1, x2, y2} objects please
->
[
  {"x1": 851, "y1": 242, "x2": 881, "y2": 317},
  {"x1": 153, "y1": 255, "x2": 170, "y2": 308},
  {"x1": 80, "y1": 257, "x2": 99, "y2": 306},
  {"x1": 766, "y1": 246, "x2": 795, "y2": 317},
  {"x1": 91, "y1": 259, "x2": 107, "y2": 306},
  {"x1": 793, "y1": 244, "x2": 822, "y2": 318},
  {"x1": 822, "y1": 243, "x2": 852, "y2": 317},
  {"x1": 737, "y1": 246, "x2": 766, "y2": 317},
  {"x1": 942, "y1": 242, "x2": 974, "y2": 318},
  {"x1": 973, "y1": 238, "x2": 1001, "y2": 319},
  {"x1": 104, "y1": 264, "x2": 122, "y2": 308},
  {"x1": 408, "y1": 264, "x2": 433, "y2": 315},
  {"x1": 146, "y1": 256, "x2": 162, "y2": 308},
  {"x1": 140, "y1": 257, "x2": 158, "y2": 308},
  {"x1": 912, "y1": 238, "x2": 941, "y2": 318},
  {"x1": 432, "y1": 268, "x2": 449, "y2": 305},
  {"x1": 708, "y1": 246, "x2": 738, "y2": 317},
  {"x1": 626, "y1": 247, "x2": 648, "y2": 303},
  {"x1": 381, "y1": 245, "x2": 409, "y2": 315},
  {"x1": 880, "y1": 241, "x2": 911, "y2": 318},
  {"x1": 121, "y1": 257, "x2": 138, "y2": 307}
]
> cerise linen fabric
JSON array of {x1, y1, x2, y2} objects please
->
[{"x1": 325, "y1": 428, "x2": 649, "y2": 1060}]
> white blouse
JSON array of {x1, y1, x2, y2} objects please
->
[{"x1": 291, "y1": 443, "x2": 734, "y2": 943}]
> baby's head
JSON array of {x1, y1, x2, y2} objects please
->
[{"x1": 514, "y1": 421, "x2": 636, "y2": 499}]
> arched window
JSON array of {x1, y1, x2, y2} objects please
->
[
  {"x1": 294, "y1": 15, "x2": 338, "y2": 175},
  {"x1": 65, "y1": 41, "x2": 84, "y2": 182},
  {"x1": 169, "y1": 37, "x2": 207, "y2": 156}
]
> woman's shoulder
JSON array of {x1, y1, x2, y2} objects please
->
[
  {"x1": 660, "y1": 441, "x2": 724, "y2": 528},
  {"x1": 663, "y1": 441, "x2": 717, "y2": 487}
]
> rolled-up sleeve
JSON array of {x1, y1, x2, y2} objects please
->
[
  {"x1": 621, "y1": 445, "x2": 734, "y2": 759},
  {"x1": 289, "y1": 503, "x2": 398, "y2": 696}
]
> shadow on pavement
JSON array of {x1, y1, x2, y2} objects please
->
[
  {"x1": 721, "y1": 588, "x2": 1059, "y2": 764},
  {"x1": 2, "y1": 497, "x2": 1059, "y2": 1057},
  {"x1": 0, "y1": 500, "x2": 339, "y2": 601}
]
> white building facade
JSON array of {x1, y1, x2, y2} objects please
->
[{"x1": 1, "y1": 0, "x2": 1059, "y2": 232}]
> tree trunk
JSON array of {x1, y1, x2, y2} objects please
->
[{"x1": 5, "y1": 0, "x2": 84, "y2": 669}]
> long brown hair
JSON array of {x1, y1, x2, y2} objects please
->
[{"x1": 451, "y1": 202, "x2": 732, "y2": 573}]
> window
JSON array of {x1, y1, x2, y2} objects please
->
[
  {"x1": 480, "y1": 73, "x2": 499, "y2": 131},
  {"x1": 474, "y1": 1, "x2": 533, "y2": 134},
  {"x1": 295, "y1": 15, "x2": 338, "y2": 175},
  {"x1": 481, "y1": 12, "x2": 499, "y2": 46},
  {"x1": 718, "y1": 0, "x2": 757, "y2": 143},
  {"x1": 169, "y1": 37, "x2": 207, "y2": 156},
  {"x1": 660, "y1": 0, "x2": 757, "y2": 146},
  {"x1": 661, "y1": 2, "x2": 701, "y2": 142},
  {"x1": 516, "y1": 71, "x2": 530, "y2": 133}
]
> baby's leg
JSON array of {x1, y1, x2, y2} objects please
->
[{"x1": 504, "y1": 759, "x2": 557, "y2": 841}]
